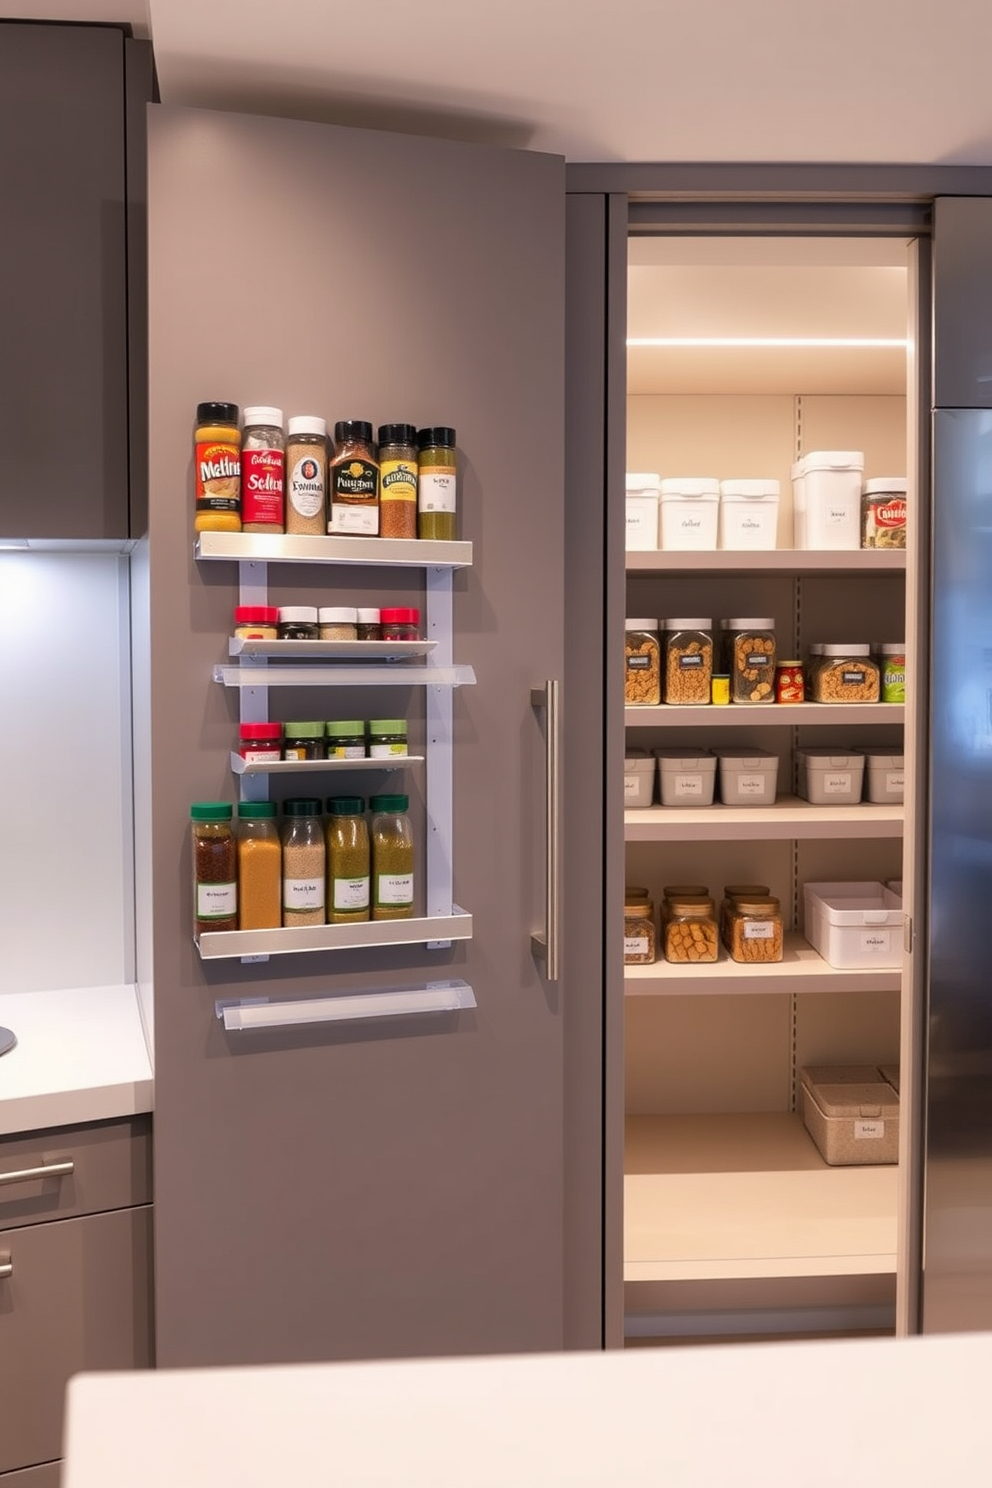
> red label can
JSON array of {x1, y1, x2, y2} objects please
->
[{"x1": 775, "y1": 662, "x2": 805, "y2": 703}]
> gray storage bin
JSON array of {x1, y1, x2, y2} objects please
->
[
  {"x1": 713, "y1": 748, "x2": 778, "y2": 806},
  {"x1": 653, "y1": 748, "x2": 716, "y2": 807},
  {"x1": 796, "y1": 747, "x2": 865, "y2": 805},
  {"x1": 861, "y1": 750, "x2": 905, "y2": 804},
  {"x1": 624, "y1": 749, "x2": 655, "y2": 808}
]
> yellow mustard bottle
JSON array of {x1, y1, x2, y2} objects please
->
[{"x1": 194, "y1": 401, "x2": 241, "y2": 532}]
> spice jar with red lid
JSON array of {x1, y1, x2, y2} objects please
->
[
  {"x1": 234, "y1": 605, "x2": 279, "y2": 640},
  {"x1": 239, "y1": 721, "x2": 283, "y2": 763},
  {"x1": 380, "y1": 607, "x2": 420, "y2": 641}
]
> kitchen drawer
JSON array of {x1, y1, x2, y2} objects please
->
[
  {"x1": 0, "y1": 1464, "x2": 60, "y2": 1487},
  {"x1": 0, "y1": 1205, "x2": 153, "y2": 1475},
  {"x1": 0, "y1": 1117, "x2": 151, "y2": 1234}
]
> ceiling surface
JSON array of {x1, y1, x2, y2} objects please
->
[{"x1": 7, "y1": 0, "x2": 992, "y2": 166}]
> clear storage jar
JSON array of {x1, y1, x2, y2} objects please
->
[
  {"x1": 664, "y1": 895, "x2": 719, "y2": 963},
  {"x1": 727, "y1": 895, "x2": 784, "y2": 964},
  {"x1": 809, "y1": 644, "x2": 880, "y2": 703},
  {"x1": 236, "y1": 801, "x2": 281, "y2": 932},
  {"x1": 624, "y1": 898, "x2": 656, "y2": 965},
  {"x1": 721, "y1": 618, "x2": 777, "y2": 704},
  {"x1": 719, "y1": 883, "x2": 771, "y2": 948},
  {"x1": 281, "y1": 799, "x2": 325, "y2": 926},
  {"x1": 370, "y1": 793, "x2": 414, "y2": 920},
  {"x1": 325, "y1": 796, "x2": 371, "y2": 924},
  {"x1": 662, "y1": 618, "x2": 713, "y2": 705},
  {"x1": 625, "y1": 619, "x2": 661, "y2": 706}
]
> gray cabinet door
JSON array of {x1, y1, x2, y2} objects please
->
[
  {"x1": 147, "y1": 107, "x2": 572, "y2": 1364},
  {"x1": 0, "y1": 1464, "x2": 61, "y2": 1488},
  {"x1": 0, "y1": 1206, "x2": 153, "y2": 1475},
  {"x1": 0, "y1": 24, "x2": 128, "y2": 539}
]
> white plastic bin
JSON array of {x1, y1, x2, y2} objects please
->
[
  {"x1": 713, "y1": 748, "x2": 779, "y2": 805},
  {"x1": 653, "y1": 748, "x2": 717, "y2": 807},
  {"x1": 792, "y1": 450, "x2": 864, "y2": 550},
  {"x1": 803, "y1": 880, "x2": 904, "y2": 969},
  {"x1": 625, "y1": 472, "x2": 660, "y2": 551},
  {"x1": 860, "y1": 750, "x2": 905, "y2": 804},
  {"x1": 624, "y1": 749, "x2": 655, "y2": 808},
  {"x1": 796, "y1": 748, "x2": 866, "y2": 805},
  {"x1": 659, "y1": 478, "x2": 719, "y2": 550},
  {"x1": 718, "y1": 479, "x2": 780, "y2": 550}
]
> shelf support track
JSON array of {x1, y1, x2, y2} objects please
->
[{"x1": 426, "y1": 567, "x2": 455, "y2": 947}]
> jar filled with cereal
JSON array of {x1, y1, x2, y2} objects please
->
[
  {"x1": 722, "y1": 618, "x2": 777, "y2": 704},
  {"x1": 664, "y1": 895, "x2": 719, "y2": 964},
  {"x1": 662, "y1": 618, "x2": 713, "y2": 705},
  {"x1": 809, "y1": 644, "x2": 880, "y2": 703},
  {"x1": 624, "y1": 896, "x2": 656, "y2": 965},
  {"x1": 625, "y1": 619, "x2": 661, "y2": 706},
  {"x1": 727, "y1": 895, "x2": 784, "y2": 964}
]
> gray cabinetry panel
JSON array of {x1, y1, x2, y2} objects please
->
[
  {"x1": 0, "y1": 23, "x2": 128, "y2": 539},
  {"x1": 0, "y1": 1464, "x2": 60, "y2": 1488},
  {"x1": 0, "y1": 1205, "x2": 153, "y2": 1475},
  {"x1": 0, "y1": 1118, "x2": 152, "y2": 1232},
  {"x1": 933, "y1": 197, "x2": 992, "y2": 410}
]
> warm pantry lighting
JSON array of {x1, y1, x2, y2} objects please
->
[{"x1": 627, "y1": 337, "x2": 908, "y2": 348}]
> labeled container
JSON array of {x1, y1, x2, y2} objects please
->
[
  {"x1": 329, "y1": 420, "x2": 379, "y2": 536},
  {"x1": 325, "y1": 796, "x2": 371, "y2": 924},
  {"x1": 796, "y1": 748, "x2": 866, "y2": 805},
  {"x1": 808, "y1": 644, "x2": 880, "y2": 703},
  {"x1": 800, "y1": 1068, "x2": 899, "y2": 1165},
  {"x1": 877, "y1": 642, "x2": 906, "y2": 703},
  {"x1": 368, "y1": 720, "x2": 408, "y2": 759},
  {"x1": 720, "y1": 883, "x2": 771, "y2": 948},
  {"x1": 659, "y1": 477, "x2": 719, "y2": 550},
  {"x1": 727, "y1": 894, "x2": 784, "y2": 964},
  {"x1": 625, "y1": 619, "x2": 661, "y2": 706},
  {"x1": 718, "y1": 479, "x2": 780, "y2": 550},
  {"x1": 285, "y1": 415, "x2": 327, "y2": 536},
  {"x1": 714, "y1": 748, "x2": 779, "y2": 806},
  {"x1": 417, "y1": 426, "x2": 457, "y2": 541},
  {"x1": 792, "y1": 450, "x2": 864, "y2": 550},
  {"x1": 378, "y1": 423, "x2": 418, "y2": 540},
  {"x1": 356, "y1": 608, "x2": 381, "y2": 641},
  {"x1": 862, "y1": 478, "x2": 907, "y2": 549},
  {"x1": 664, "y1": 895, "x2": 719, "y2": 963},
  {"x1": 624, "y1": 897, "x2": 656, "y2": 965},
  {"x1": 802, "y1": 880, "x2": 904, "y2": 969},
  {"x1": 281, "y1": 799, "x2": 325, "y2": 926},
  {"x1": 775, "y1": 661, "x2": 805, "y2": 703},
  {"x1": 318, "y1": 606, "x2": 358, "y2": 641},
  {"x1": 234, "y1": 605, "x2": 279, "y2": 640},
  {"x1": 662, "y1": 618, "x2": 713, "y2": 705},
  {"x1": 325, "y1": 721, "x2": 366, "y2": 760},
  {"x1": 191, "y1": 803, "x2": 237, "y2": 937},
  {"x1": 238, "y1": 721, "x2": 283, "y2": 763},
  {"x1": 380, "y1": 607, "x2": 420, "y2": 641},
  {"x1": 860, "y1": 750, "x2": 905, "y2": 804},
  {"x1": 282, "y1": 721, "x2": 324, "y2": 761},
  {"x1": 721, "y1": 618, "x2": 776, "y2": 704},
  {"x1": 277, "y1": 606, "x2": 319, "y2": 641},
  {"x1": 653, "y1": 748, "x2": 717, "y2": 807},
  {"x1": 236, "y1": 802, "x2": 281, "y2": 931},
  {"x1": 625, "y1": 473, "x2": 661, "y2": 551},
  {"x1": 370, "y1": 793, "x2": 414, "y2": 919},
  {"x1": 194, "y1": 402, "x2": 241, "y2": 532},
  {"x1": 624, "y1": 748, "x2": 655, "y2": 807},
  {"x1": 241, "y1": 406, "x2": 285, "y2": 533}
]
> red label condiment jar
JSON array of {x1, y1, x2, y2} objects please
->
[{"x1": 775, "y1": 661, "x2": 805, "y2": 703}]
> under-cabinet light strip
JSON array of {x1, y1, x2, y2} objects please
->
[{"x1": 628, "y1": 337, "x2": 907, "y2": 348}]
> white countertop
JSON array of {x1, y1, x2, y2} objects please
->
[
  {"x1": 0, "y1": 984, "x2": 153, "y2": 1136},
  {"x1": 62, "y1": 1332, "x2": 992, "y2": 1488}
]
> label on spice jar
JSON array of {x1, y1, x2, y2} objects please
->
[
  {"x1": 288, "y1": 455, "x2": 325, "y2": 519},
  {"x1": 418, "y1": 469, "x2": 456, "y2": 513},
  {"x1": 369, "y1": 742, "x2": 407, "y2": 759},
  {"x1": 624, "y1": 934, "x2": 648, "y2": 957},
  {"x1": 195, "y1": 441, "x2": 240, "y2": 514},
  {"x1": 329, "y1": 502, "x2": 379, "y2": 536},
  {"x1": 883, "y1": 659, "x2": 906, "y2": 703},
  {"x1": 283, "y1": 876, "x2": 324, "y2": 912},
  {"x1": 744, "y1": 922, "x2": 775, "y2": 940},
  {"x1": 197, "y1": 882, "x2": 237, "y2": 918},
  {"x1": 333, "y1": 876, "x2": 370, "y2": 911},
  {"x1": 242, "y1": 447, "x2": 284, "y2": 527},
  {"x1": 240, "y1": 747, "x2": 281, "y2": 763},
  {"x1": 333, "y1": 459, "x2": 378, "y2": 500},
  {"x1": 327, "y1": 743, "x2": 366, "y2": 760},
  {"x1": 380, "y1": 460, "x2": 417, "y2": 504},
  {"x1": 377, "y1": 873, "x2": 413, "y2": 905}
]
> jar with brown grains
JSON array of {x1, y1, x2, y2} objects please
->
[
  {"x1": 191, "y1": 803, "x2": 237, "y2": 937},
  {"x1": 624, "y1": 898, "x2": 656, "y2": 964},
  {"x1": 625, "y1": 619, "x2": 661, "y2": 705},
  {"x1": 378, "y1": 423, "x2": 418, "y2": 541},
  {"x1": 727, "y1": 895, "x2": 784, "y2": 964},
  {"x1": 285, "y1": 415, "x2": 327, "y2": 536},
  {"x1": 662, "y1": 618, "x2": 713, "y2": 705},
  {"x1": 281, "y1": 799, "x2": 325, "y2": 926},
  {"x1": 329, "y1": 420, "x2": 379, "y2": 536}
]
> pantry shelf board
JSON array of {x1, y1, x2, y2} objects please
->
[
  {"x1": 214, "y1": 664, "x2": 476, "y2": 688},
  {"x1": 624, "y1": 703, "x2": 904, "y2": 727},
  {"x1": 231, "y1": 752, "x2": 425, "y2": 777},
  {"x1": 229, "y1": 638, "x2": 437, "y2": 660},
  {"x1": 625, "y1": 550, "x2": 907, "y2": 575},
  {"x1": 624, "y1": 797, "x2": 904, "y2": 841},
  {"x1": 624, "y1": 1112, "x2": 897, "y2": 1283},
  {"x1": 195, "y1": 908, "x2": 473, "y2": 960},
  {"x1": 624, "y1": 933, "x2": 902, "y2": 995},
  {"x1": 195, "y1": 531, "x2": 472, "y2": 568}
]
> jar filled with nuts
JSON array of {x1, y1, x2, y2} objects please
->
[
  {"x1": 722, "y1": 618, "x2": 777, "y2": 704},
  {"x1": 662, "y1": 618, "x2": 713, "y2": 705},
  {"x1": 727, "y1": 895, "x2": 784, "y2": 964},
  {"x1": 664, "y1": 895, "x2": 719, "y2": 964},
  {"x1": 624, "y1": 897, "x2": 656, "y2": 965},
  {"x1": 808, "y1": 644, "x2": 880, "y2": 703},
  {"x1": 625, "y1": 619, "x2": 661, "y2": 705}
]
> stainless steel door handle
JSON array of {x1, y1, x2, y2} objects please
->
[
  {"x1": 0, "y1": 1159, "x2": 74, "y2": 1187},
  {"x1": 531, "y1": 680, "x2": 561, "y2": 982},
  {"x1": 0, "y1": 1258, "x2": 11, "y2": 1280}
]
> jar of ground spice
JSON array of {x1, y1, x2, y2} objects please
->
[
  {"x1": 282, "y1": 722, "x2": 324, "y2": 761},
  {"x1": 325, "y1": 720, "x2": 366, "y2": 759},
  {"x1": 285, "y1": 415, "x2": 327, "y2": 536},
  {"x1": 368, "y1": 720, "x2": 408, "y2": 758},
  {"x1": 380, "y1": 607, "x2": 420, "y2": 641},
  {"x1": 325, "y1": 796, "x2": 371, "y2": 924},
  {"x1": 191, "y1": 803, "x2": 237, "y2": 937},
  {"x1": 277, "y1": 606, "x2": 319, "y2": 640},
  {"x1": 239, "y1": 721, "x2": 283, "y2": 763},
  {"x1": 236, "y1": 802, "x2": 281, "y2": 932},
  {"x1": 417, "y1": 427, "x2": 457, "y2": 541},
  {"x1": 356, "y1": 607, "x2": 381, "y2": 641},
  {"x1": 234, "y1": 605, "x2": 279, "y2": 640},
  {"x1": 241, "y1": 407, "x2": 285, "y2": 534},
  {"x1": 281, "y1": 799, "x2": 325, "y2": 926},
  {"x1": 329, "y1": 420, "x2": 379, "y2": 536},
  {"x1": 370, "y1": 793, "x2": 414, "y2": 919},
  {"x1": 378, "y1": 423, "x2": 418, "y2": 541},
  {"x1": 318, "y1": 606, "x2": 358, "y2": 641}
]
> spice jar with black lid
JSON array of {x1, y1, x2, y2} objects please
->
[
  {"x1": 378, "y1": 423, "x2": 418, "y2": 541},
  {"x1": 329, "y1": 420, "x2": 380, "y2": 537},
  {"x1": 191, "y1": 803, "x2": 237, "y2": 937},
  {"x1": 194, "y1": 402, "x2": 241, "y2": 533},
  {"x1": 417, "y1": 427, "x2": 457, "y2": 541},
  {"x1": 277, "y1": 606, "x2": 319, "y2": 640}
]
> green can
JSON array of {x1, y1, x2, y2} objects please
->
[{"x1": 879, "y1": 643, "x2": 906, "y2": 704}]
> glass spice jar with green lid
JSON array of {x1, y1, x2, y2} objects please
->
[
  {"x1": 325, "y1": 796, "x2": 371, "y2": 924},
  {"x1": 368, "y1": 719, "x2": 408, "y2": 758},
  {"x1": 283, "y1": 721, "x2": 324, "y2": 761},
  {"x1": 191, "y1": 802, "x2": 237, "y2": 937},
  {"x1": 325, "y1": 720, "x2": 366, "y2": 759},
  {"x1": 417, "y1": 426, "x2": 457, "y2": 541},
  {"x1": 370, "y1": 793, "x2": 414, "y2": 920}
]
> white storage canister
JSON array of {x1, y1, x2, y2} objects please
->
[
  {"x1": 718, "y1": 479, "x2": 780, "y2": 551},
  {"x1": 796, "y1": 747, "x2": 866, "y2": 805},
  {"x1": 792, "y1": 450, "x2": 864, "y2": 550},
  {"x1": 625, "y1": 472, "x2": 660, "y2": 551},
  {"x1": 652, "y1": 747, "x2": 717, "y2": 807},
  {"x1": 624, "y1": 748, "x2": 656, "y2": 808},
  {"x1": 713, "y1": 747, "x2": 779, "y2": 805},
  {"x1": 860, "y1": 749, "x2": 905, "y2": 804},
  {"x1": 659, "y1": 477, "x2": 719, "y2": 551}
]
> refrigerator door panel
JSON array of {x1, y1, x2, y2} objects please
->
[{"x1": 146, "y1": 107, "x2": 568, "y2": 1364}]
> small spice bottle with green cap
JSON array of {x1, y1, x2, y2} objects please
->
[
  {"x1": 368, "y1": 720, "x2": 408, "y2": 758},
  {"x1": 283, "y1": 721, "x2": 324, "y2": 761},
  {"x1": 417, "y1": 426, "x2": 457, "y2": 541},
  {"x1": 191, "y1": 803, "x2": 237, "y2": 937},
  {"x1": 325, "y1": 720, "x2": 366, "y2": 760},
  {"x1": 370, "y1": 793, "x2": 414, "y2": 920},
  {"x1": 325, "y1": 797, "x2": 371, "y2": 924}
]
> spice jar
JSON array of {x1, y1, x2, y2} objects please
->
[
  {"x1": 234, "y1": 605, "x2": 279, "y2": 640},
  {"x1": 356, "y1": 608, "x2": 381, "y2": 641},
  {"x1": 281, "y1": 799, "x2": 325, "y2": 926},
  {"x1": 318, "y1": 606, "x2": 358, "y2": 641},
  {"x1": 241, "y1": 406, "x2": 285, "y2": 534},
  {"x1": 194, "y1": 402, "x2": 241, "y2": 533},
  {"x1": 326, "y1": 720, "x2": 366, "y2": 759},
  {"x1": 720, "y1": 883, "x2": 771, "y2": 948},
  {"x1": 329, "y1": 420, "x2": 379, "y2": 536},
  {"x1": 808, "y1": 644, "x2": 880, "y2": 703},
  {"x1": 660, "y1": 884, "x2": 709, "y2": 928},
  {"x1": 417, "y1": 426, "x2": 457, "y2": 541},
  {"x1": 727, "y1": 895, "x2": 784, "y2": 964},
  {"x1": 277, "y1": 606, "x2": 319, "y2": 641},
  {"x1": 368, "y1": 720, "x2": 408, "y2": 758},
  {"x1": 325, "y1": 796, "x2": 371, "y2": 924},
  {"x1": 191, "y1": 803, "x2": 237, "y2": 937},
  {"x1": 664, "y1": 895, "x2": 719, "y2": 964},
  {"x1": 625, "y1": 619, "x2": 661, "y2": 706},
  {"x1": 775, "y1": 661, "x2": 805, "y2": 703},
  {"x1": 721, "y1": 618, "x2": 777, "y2": 704},
  {"x1": 285, "y1": 415, "x2": 327, "y2": 536},
  {"x1": 662, "y1": 618, "x2": 713, "y2": 705},
  {"x1": 370, "y1": 793, "x2": 414, "y2": 919},
  {"x1": 378, "y1": 423, "x2": 418, "y2": 541},
  {"x1": 238, "y1": 721, "x2": 283, "y2": 763},
  {"x1": 624, "y1": 897, "x2": 656, "y2": 965},
  {"x1": 380, "y1": 607, "x2": 420, "y2": 642},
  {"x1": 236, "y1": 802, "x2": 281, "y2": 931},
  {"x1": 283, "y1": 721, "x2": 324, "y2": 761},
  {"x1": 877, "y1": 642, "x2": 906, "y2": 703}
]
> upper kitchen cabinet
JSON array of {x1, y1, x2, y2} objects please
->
[{"x1": 0, "y1": 24, "x2": 149, "y2": 541}]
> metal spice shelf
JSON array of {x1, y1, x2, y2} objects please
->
[
  {"x1": 228, "y1": 637, "x2": 437, "y2": 660},
  {"x1": 195, "y1": 908, "x2": 474, "y2": 961},
  {"x1": 231, "y1": 752, "x2": 425, "y2": 777},
  {"x1": 195, "y1": 531, "x2": 473, "y2": 569},
  {"x1": 214, "y1": 663, "x2": 475, "y2": 688}
]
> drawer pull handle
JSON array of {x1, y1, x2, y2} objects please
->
[
  {"x1": 0, "y1": 1258, "x2": 11, "y2": 1280},
  {"x1": 0, "y1": 1159, "x2": 74, "y2": 1188}
]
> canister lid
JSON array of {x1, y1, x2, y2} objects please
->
[
  {"x1": 417, "y1": 427, "x2": 456, "y2": 449},
  {"x1": 624, "y1": 900, "x2": 654, "y2": 917},
  {"x1": 864, "y1": 478, "x2": 908, "y2": 495},
  {"x1": 735, "y1": 896, "x2": 780, "y2": 913},
  {"x1": 369, "y1": 720, "x2": 407, "y2": 733},
  {"x1": 334, "y1": 420, "x2": 374, "y2": 443},
  {"x1": 625, "y1": 472, "x2": 661, "y2": 493},
  {"x1": 721, "y1": 617, "x2": 776, "y2": 629},
  {"x1": 282, "y1": 798, "x2": 322, "y2": 816},
  {"x1": 369, "y1": 794, "x2": 409, "y2": 812},
  {"x1": 663, "y1": 618, "x2": 712, "y2": 630},
  {"x1": 237, "y1": 801, "x2": 277, "y2": 818},
  {"x1": 723, "y1": 883, "x2": 771, "y2": 898},
  {"x1": 325, "y1": 720, "x2": 364, "y2": 736},
  {"x1": 287, "y1": 415, "x2": 327, "y2": 437},
  {"x1": 625, "y1": 885, "x2": 650, "y2": 899},
  {"x1": 318, "y1": 607, "x2": 358, "y2": 623},
  {"x1": 197, "y1": 401, "x2": 238, "y2": 424},
  {"x1": 378, "y1": 423, "x2": 417, "y2": 446},
  {"x1": 797, "y1": 450, "x2": 864, "y2": 472},
  {"x1": 659, "y1": 477, "x2": 720, "y2": 498},
  {"x1": 278, "y1": 606, "x2": 318, "y2": 622},
  {"x1": 663, "y1": 884, "x2": 708, "y2": 898},
  {"x1": 284, "y1": 721, "x2": 324, "y2": 737},
  {"x1": 380, "y1": 607, "x2": 420, "y2": 624},
  {"x1": 190, "y1": 802, "x2": 232, "y2": 819},
  {"x1": 327, "y1": 796, "x2": 365, "y2": 815},
  {"x1": 877, "y1": 642, "x2": 906, "y2": 654},
  {"x1": 243, "y1": 406, "x2": 284, "y2": 427},
  {"x1": 357, "y1": 607, "x2": 380, "y2": 623},
  {"x1": 239, "y1": 721, "x2": 282, "y2": 739},
  {"x1": 719, "y1": 480, "x2": 780, "y2": 498},
  {"x1": 625, "y1": 618, "x2": 658, "y2": 630},
  {"x1": 235, "y1": 606, "x2": 279, "y2": 623},
  {"x1": 819, "y1": 643, "x2": 871, "y2": 656},
  {"x1": 668, "y1": 895, "x2": 715, "y2": 913}
]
